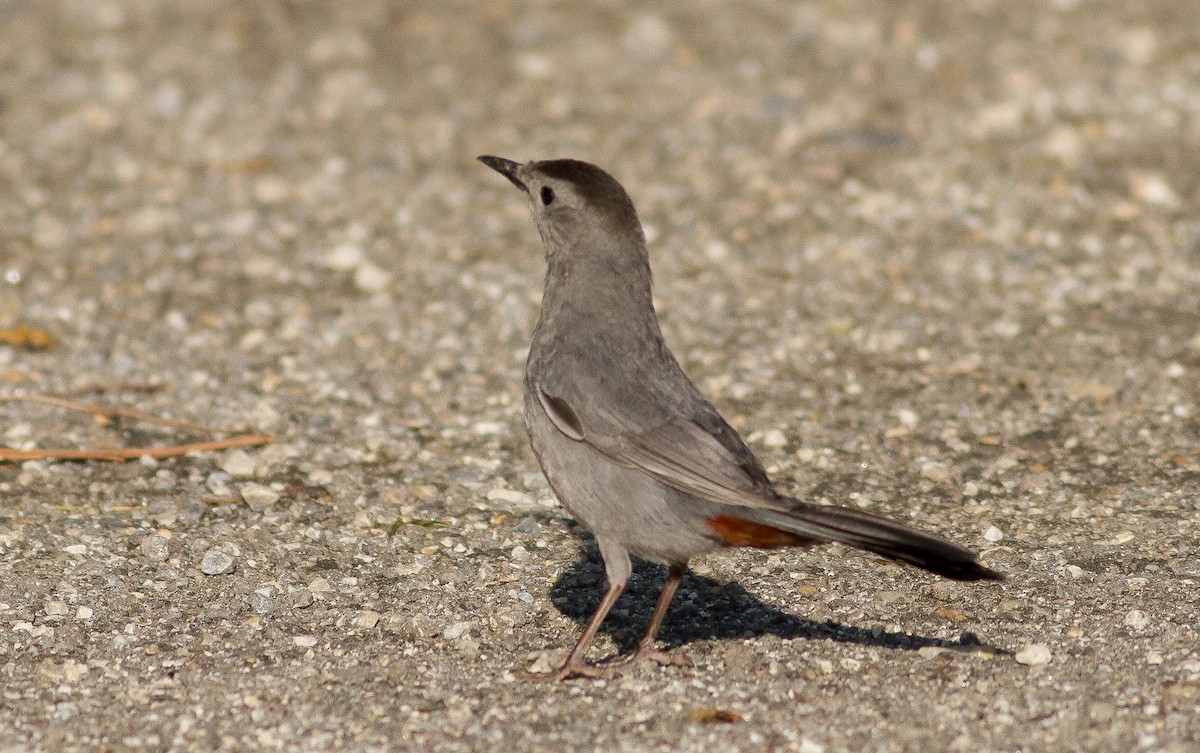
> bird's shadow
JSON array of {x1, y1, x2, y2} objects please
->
[{"x1": 550, "y1": 535, "x2": 1004, "y2": 656}]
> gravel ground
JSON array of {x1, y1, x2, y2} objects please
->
[{"x1": 2, "y1": 1, "x2": 1199, "y2": 751}]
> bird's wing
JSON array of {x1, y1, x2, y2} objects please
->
[{"x1": 535, "y1": 382, "x2": 786, "y2": 511}]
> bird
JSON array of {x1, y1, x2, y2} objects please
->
[{"x1": 478, "y1": 155, "x2": 1004, "y2": 680}]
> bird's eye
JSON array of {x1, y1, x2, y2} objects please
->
[{"x1": 540, "y1": 186, "x2": 555, "y2": 206}]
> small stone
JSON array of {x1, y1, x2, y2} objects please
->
[
  {"x1": 897, "y1": 409, "x2": 920, "y2": 428},
  {"x1": 472, "y1": 421, "x2": 505, "y2": 435},
  {"x1": 798, "y1": 740, "x2": 825, "y2": 753},
  {"x1": 443, "y1": 621, "x2": 473, "y2": 640},
  {"x1": 200, "y1": 549, "x2": 235, "y2": 575},
  {"x1": 982, "y1": 525, "x2": 1004, "y2": 542},
  {"x1": 1124, "y1": 609, "x2": 1149, "y2": 629},
  {"x1": 240, "y1": 482, "x2": 280, "y2": 510},
  {"x1": 64, "y1": 544, "x2": 87, "y2": 555},
  {"x1": 961, "y1": 481, "x2": 980, "y2": 497},
  {"x1": 487, "y1": 487, "x2": 532, "y2": 505},
  {"x1": 138, "y1": 535, "x2": 170, "y2": 561},
  {"x1": 510, "y1": 545, "x2": 530, "y2": 562},
  {"x1": 920, "y1": 462, "x2": 949, "y2": 483},
  {"x1": 1130, "y1": 173, "x2": 1178, "y2": 207},
  {"x1": 307, "y1": 577, "x2": 332, "y2": 594},
  {"x1": 514, "y1": 516, "x2": 541, "y2": 534},
  {"x1": 206, "y1": 471, "x2": 233, "y2": 495},
  {"x1": 253, "y1": 176, "x2": 290, "y2": 204},
  {"x1": 527, "y1": 649, "x2": 565, "y2": 674},
  {"x1": 289, "y1": 589, "x2": 315, "y2": 609},
  {"x1": 248, "y1": 592, "x2": 277, "y2": 615},
  {"x1": 221, "y1": 449, "x2": 256, "y2": 477},
  {"x1": 760, "y1": 429, "x2": 787, "y2": 448},
  {"x1": 354, "y1": 610, "x2": 381, "y2": 629},
  {"x1": 1015, "y1": 644, "x2": 1052, "y2": 666},
  {"x1": 44, "y1": 601, "x2": 70, "y2": 617},
  {"x1": 324, "y1": 243, "x2": 364, "y2": 271},
  {"x1": 292, "y1": 635, "x2": 319, "y2": 647},
  {"x1": 1146, "y1": 651, "x2": 1164, "y2": 665},
  {"x1": 622, "y1": 14, "x2": 673, "y2": 61},
  {"x1": 354, "y1": 262, "x2": 392, "y2": 292},
  {"x1": 75, "y1": 606, "x2": 94, "y2": 620},
  {"x1": 1066, "y1": 565, "x2": 1084, "y2": 579}
]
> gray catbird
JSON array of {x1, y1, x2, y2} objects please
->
[{"x1": 479, "y1": 155, "x2": 1003, "y2": 680}]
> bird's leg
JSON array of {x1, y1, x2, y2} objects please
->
[
  {"x1": 547, "y1": 537, "x2": 631, "y2": 681},
  {"x1": 607, "y1": 562, "x2": 692, "y2": 668},
  {"x1": 548, "y1": 579, "x2": 626, "y2": 681}
]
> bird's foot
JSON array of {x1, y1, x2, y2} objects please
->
[
  {"x1": 606, "y1": 645, "x2": 693, "y2": 669},
  {"x1": 545, "y1": 660, "x2": 615, "y2": 682}
]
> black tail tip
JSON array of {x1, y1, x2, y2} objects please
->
[{"x1": 948, "y1": 560, "x2": 1006, "y2": 582}]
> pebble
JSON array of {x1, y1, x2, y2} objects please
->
[
  {"x1": 1130, "y1": 172, "x2": 1178, "y2": 207},
  {"x1": 64, "y1": 544, "x2": 87, "y2": 555},
  {"x1": 200, "y1": 549, "x2": 236, "y2": 575},
  {"x1": 137, "y1": 535, "x2": 170, "y2": 561},
  {"x1": 292, "y1": 635, "x2": 319, "y2": 647},
  {"x1": 354, "y1": 262, "x2": 392, "y2": 292},
  {"x1": 487, "y1": 487, "x2": 532, "y2": 505},
  {"x1": 527, "y1": 650, "x2": 565, "y2": 674},
  {"x1": 920, "y1": 462, "x2": 950, "y2": 483},
  {"x1": 289, "y1": 588, "x2": 315, "y2": 609},
  {"x1": 248, "y1": 592, "x2": 277, "y2": 615},
  {"x1": 983, "y1": 525, "x2": 1004, "y2": 542},
  {"x1": 623, "y1": 14, "x2": 673, "y2": 61},
  {"x1": 760, "y1": 429, "x2": 788, "y2": 448},
  {"x1": 44, "y1": 601, "x2": 70, "y2": 617},
  {"x1": 221, "y1": 449, "x2": 257, "y2": 477},
  {"x1": 240, "y1": 482, "x2": 280, "y2": 510},
  {"x1": 324, "y1": 243, "x2": 364, "y2": 270},
  {"x1": 1015, "y1": 644, "x2": 1052, "y2": 666},
  {"x1": 1124, "y1": 610, "x2": 1149, "y2": 629},
  {"x1": 75, "y1": 606, "x2": 93, "y2": 620},
  {"x1": 514, "y1": 516, "x2": 541, "y2": 534},
  {"x1": 354, "y1": 610, "x2": 380, "y2": 629},
  {"x1": 442, "y1": 621, "x2": 473, "y2": 640}
]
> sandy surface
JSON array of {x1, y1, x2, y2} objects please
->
[{"x1": 2, "y1": 1, "x2": 1199, "y2": 751}]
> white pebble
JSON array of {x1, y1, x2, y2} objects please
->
[
  {"x1": 760, "y1": 429, "x2": 788, "y2": 448},
  {"x1": 1124, "y1": 609, "x2": 1149, "y2": 629},
  {"x1": 920, "y1": 462, "x2": 949, "y2": 483},
  {"x1": 221, "y1": 449, "x2": 257, "y2": 477},
  {"x1": 354, "y1": 610, "x2": 380, "y2": 629},
  {"x1": 324, "y1": 243, "x2": 364, "y2": 270},
  {"x1": 292, "y1": 635, "x2": 319, "y2": 647},
  {"x1": 1015, "y1": 644, "x2": 1052, "y2": 666},
  {"x1": 487, "y1": 487, "x2": 532, "y2": 505},
  {"x1": 354, "y1": 262, "x2": 392, "y2": 292},
  {"x1": 200, "y1": 549, "x2": 235, "y2": 575},
  {"x1": 240, "y1": 482, "x2": 280, "y2": 508},
  {"x1": 443, "y1": 621, "x2": 473, "y2": 640},
  {"x1": 983, "y1": 525, "x2": 1004, "y2": 542}
]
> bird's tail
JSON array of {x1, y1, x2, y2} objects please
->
[{"x1": 748, "y1": 499, "x2": 1004, "y2": 581}]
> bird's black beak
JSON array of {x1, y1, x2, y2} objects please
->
[{"x1": 478, "y1": 155, "x2": 528, "y2": 193}]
